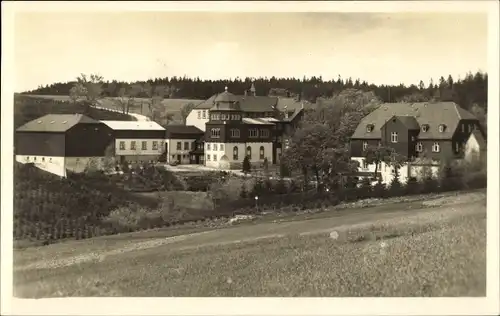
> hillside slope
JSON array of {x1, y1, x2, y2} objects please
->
[
  {"x1": 13, "y1": 163, "x2": 158, "y2": 243},
  {"x1": 14, "y1": 94, "x2": 136, "y2": 129}
]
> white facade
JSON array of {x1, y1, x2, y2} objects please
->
[
  {"x1": 205, "y1": 141, "x2": 273, "y2": 170},
  {"x1": 115, "y1": 138, "x2": 165, "y2": 157},
  {"x1": 351, "y1": 157, "x2": 441, "y2": 185},
  {"x1": 166, "y1": 138, "x2": 197, "y2": 164},
  {"x1": 185, "y1": 109, "x2": 209, "y2": 132},
  {"x1": 16, "y1": 155, "x2": 109, "y2": 178}
]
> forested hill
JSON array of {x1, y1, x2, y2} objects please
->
[{"x1": 23, "y1": 72, "x2": 487, "y2": 112}]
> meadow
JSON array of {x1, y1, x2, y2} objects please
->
[
  {"x1": 22, "y1": 94, "x2": 203, "y2": 124},
  {"x1": 13, "y1": 192, "x2": 486, "y2": 297}
]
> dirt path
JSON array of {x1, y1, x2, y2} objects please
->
[{"x1": 14, "y1": 194, "x2": 485, "y2": 272}]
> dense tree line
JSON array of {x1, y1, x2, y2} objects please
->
[{"x1": 23, "y1": 72, "x2": 487, "y2": 112}]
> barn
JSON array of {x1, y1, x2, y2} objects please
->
[{"x1": 15, "y1": 114, "x2": 114, "y2": 177}]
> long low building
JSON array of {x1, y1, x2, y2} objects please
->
[{"x1": 100, "y1": 120, "x2": 166, "y2": 164}]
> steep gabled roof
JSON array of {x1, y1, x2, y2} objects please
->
[
  {"x1": 16, "y1": 114, "x2": 99, "y2": 132},
  {"x1": 351, "y1": 102, "x2": 478, "y2": 140},
  {"x1": 394, "y1": 115, "x2": 420, "y2": 130}
]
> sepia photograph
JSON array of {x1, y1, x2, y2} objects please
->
[{"x1": 1, "y1": 1, "x2": 499, "y2": 315}]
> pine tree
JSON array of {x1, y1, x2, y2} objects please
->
[{"x1": 242, "y1": 155, "x2": 251, "y2": 174}]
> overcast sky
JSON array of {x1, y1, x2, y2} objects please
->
[{"x1": 14, "y1": 11, "x2": 487, "y2": 92}]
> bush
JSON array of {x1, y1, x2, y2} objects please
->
[
  {"x1": 421, "y1": 176, "x2": 440, "y2": 194},
  {"x1": 357, "y1": 177, "x2": 373, "y2": 199},
  {"x1": 405, "y1": 177, "x2": 422, "y2": 195},
  {"x1": 373, "y1": 178, "x2": 387, "y2": 198},
  {"x1": 387, "y1": 177, "x2": 404, "y2": 197}
]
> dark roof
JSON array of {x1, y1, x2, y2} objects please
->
[
  {"x1": 214, "y1": 88, "x2": 239, "y2": 103},
  {"x1": 276, "y1": 97, "x2": 314, "y2": 112},
  {"x1": 394, "y1": 115, "x2": 420, "y2": 130},
  {"x1": 164, "y1": 125, "x2": 204, "y2": 135},
  {"x1": 197, "y1": 94, "x2": 278, "y2": 112},
  {"x1": 351, "y1": 102, "x2": 478, "y2": 140},
  {"x1": 470, "y1": 130, "x2": 487, "y2": 149},
  {"x1": 16, "y1": 114, "x2": 99, "y2": 132}
]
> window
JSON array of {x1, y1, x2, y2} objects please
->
[
  {"x1": 130, "y1": 141, "x2": 136, "y2": 150},
  {"x1": 422, "y1": 125, "x2": 428, "y2": 132},
  {"x1": 455, "y1": 142, "x2": 459, "y2": 152},
  {"x1": 260, "y1": 129, "x2": 270, "y2": 138},
  {"x1": 249, "y1": 129, "x2": 258, "y2": 138},
  {"x1": 184, "y1": 142, "x2": 189, "y2": 150},
  {"x1": 362, "y1": 141, "x2": 368, "y2": 151},
  {"x1": 176, "y1": 142, "x2": 181, "y2": 150},
  {"x1": 215, "y1": 114, "x2": 220, "y2": 120},
  {"x1": 214, "y1": 144, "x2": 218, "y2": 151},
  {"x1": 142, "y1": 141, "x2": 147, "y2": 150},
  {"x1": 247, "y1": 146, "x2": 252, "y2": 158},
  {"x1": 391, "y1": 132, "x2": 398, "y2": 143},
  {"x1": 438, "y1": 124, "x2": 445, "y2": 133},
  {"x1": 233, "y1": 146, "x2": 239, "y2": 160},
  {"x1": 203, "y1": 111, "x2": 207, "y2": 119},
  {"x1": 259, "y1": 146, "x2": 265, "y2": 160},
  {"x1": 432, "y1": 142, "x2": 440, "y2": 153},
  {"x1": 366, "y1": 125, "x2": 373, "y2": 133},
  {"x1": 25, "y1": 156, "x2": 29, "y2": 161},
  {"x1": 220, "y1": 144, "x2": 224, "y2": 151},
  {"x1": 49, "y1": 158, "x2": 52, "y2": 163},
  {"x1": 206, "y1": 154, "x2": 211, "y2": 161},
  {"x1": 42, "y1": 157, "x2": 45, "y2": 162},
  {"x1": 213, "y1": 154, "x2": 217, "y2": 162},
  {"x1": 362, "y1": 160, "x2": 368, "y2": 169},
  {"x1": 206, "y1": 143, "x2": 211, "y2": 150},
  {"x1": 230, "y1": 129, "x2": 240, "y2": 138},
  {"x1": 415, "y1": 142, "x2": 423, "y2": 152},
  {"x1": 119, "y1": 141, "x2": 126, "y2": 150},
  {"x1": 197, "y1": 111, "x2": 201, "y2": 119},
  {"x1": 211, "y1": 128, "x2": 221, "y2": 138},
  {"x1": 152, "y1": 141, "x2": 158, "y2": 150}
]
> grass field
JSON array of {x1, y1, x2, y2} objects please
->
[
  {"x1": 22, "y1": 94, "x2": 203, "y2": 123},
  {"x1": 13, "y1": 191, "x2": 486, "y2": 297}
]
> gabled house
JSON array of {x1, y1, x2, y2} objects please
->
[
  {"x1": 350, "y1": 101, "x2": 482, "y2": 184},
  {"x1": 15, "y1": 114, "x2": 114, "y2": 177}
]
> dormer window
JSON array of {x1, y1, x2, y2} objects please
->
[
  {"x1": 421, "y1": 124, "x2": 429, "y2": 132},
  {"x1": 366, "y1": 124, "x2": 374, "y2": 133},
  {"x1": 438, "y1": 124, "x2": 446, "y2": 133}
]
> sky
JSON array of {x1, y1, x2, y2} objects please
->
[{"x1": 14, "y1": 11, "x2": 488, "y2": 92}]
